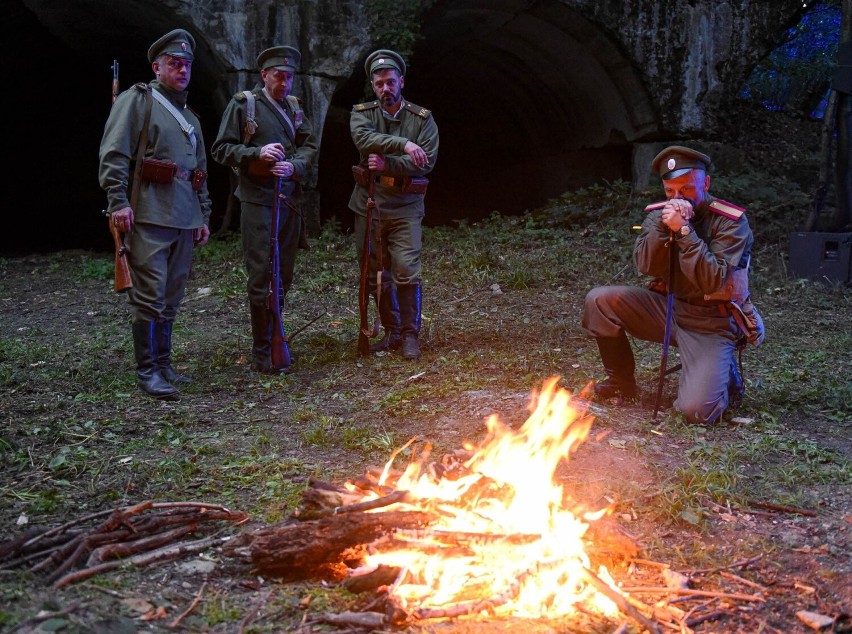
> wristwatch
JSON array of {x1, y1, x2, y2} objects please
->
[{"x1": 679, "y1": 224, "x2": 692, "y2": 237}]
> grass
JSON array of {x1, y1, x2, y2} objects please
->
[{"x1": 1, "y1": 176, "x2": 850, "y2": 631}]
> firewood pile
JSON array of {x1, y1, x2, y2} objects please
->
[{"x1": 0, "y1": 500, "x2": 247, "y2": 589}]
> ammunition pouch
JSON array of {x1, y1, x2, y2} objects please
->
[
  {"x1": 139, "y1": 158, "x2": 206, "y2": 192},
  {"x1": 352, "y1": 165, "x2": 428, "y2": 195}
]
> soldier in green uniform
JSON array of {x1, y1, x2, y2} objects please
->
[
  {"x1": 582, "y1": 146, "x2": 764, "y2": 424},
  {"x1": 211, "y1": 45, "x2": 318, "y2": 373},
  {"x1": 349, "y1": 49, "x2": 439, "y2": 359},
  {"x1": 99, "y1": 29, "x2": 212, "y2": 401}
]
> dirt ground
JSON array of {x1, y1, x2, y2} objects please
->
[{"x1": 1, "y1": 100, "x2": 851, "y2": 634}]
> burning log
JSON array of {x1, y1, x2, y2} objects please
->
[{"x1": 222, "y1": 509, "x2": 437, "y2": 581}]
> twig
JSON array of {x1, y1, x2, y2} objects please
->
[
  {"x1": 747, "y1": 500, "x2": 817, "y2": 517},
  {"x1": 168, "y1": 580, "x2": 207, "y2": 629},
  {"x1": 53, "y1": 534, "x2": 222, "y2": 589},
  {"x1": 578, "y1": 567, "x2": 662, "y2": 634},
  {"x1": 238, "y1": 588, "x2": 276, "y2": 634},
  {"x1": 618, "y1": 587, "x2": 765, "y2": 602},
  {"x1": 689, "y1": 554, "x2": 763, "y2": 576},
  {"x1": 287, "y1": 311, "x2": 327, "y2": 341},
  {"x1": 719, "y1": 570, "x2": 768, "y2": 591},
  {"x1": 8, "y1": 602, "x2": 83, "y2": 633},
  {"x1": 334, "y1": 490, "x2": 415, "y2": 514}
]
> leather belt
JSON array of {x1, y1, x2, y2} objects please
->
[
  {"x1": 375, "y1": 175, "x2": 403, "y2": 187},
  {"x1": 677, "y1": 296, "x2": 727, "y2": 309}
]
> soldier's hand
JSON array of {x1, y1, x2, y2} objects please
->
[
  {"x1": 194, "y1": 224, "x2": 210, "y2": 247},
  {"x1": 661, "y1": 199, "x2": 693, "y2": 231},
  {"x1": 260, "y1": 143, "x2": 285, "y2": 162},
  {"x1": 367, "y1": 153, "x2": 386, "y2": 171},
  {"x1": 403, "y1": 141, "x2": 429, "y2": 168},
  {"x1": 271, "y1": 161, "x2": 294, "y2": 179},
  {"x1": 111, "y1": 207, "x2": 134, "y2": 233}
]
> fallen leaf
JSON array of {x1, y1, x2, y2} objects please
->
[{"x1": 796, "y1": 610, "x2": 834, "y2": 630}]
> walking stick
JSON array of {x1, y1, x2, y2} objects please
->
[{"x1": 652, "y1": 231, "x2": 677, "y2": 420}]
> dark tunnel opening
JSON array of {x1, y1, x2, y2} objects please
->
[{"x1": 4, "y1": 0, "x2": 655, "y2": 255}]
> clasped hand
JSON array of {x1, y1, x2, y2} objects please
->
[{"x1": 661, "y1": 199, "x2": 693, "y2": 232}]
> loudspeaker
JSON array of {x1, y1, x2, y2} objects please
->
[{"x1": 788, "y1": 232, "x2": 852, "y2": 284}]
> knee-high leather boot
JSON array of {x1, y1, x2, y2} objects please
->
[
  {"x1": 369, "y1": 283, "x2": 402, "y2": 353},
  {"x1": 132, "y1": 320, "x2": 179, "y2": 400},
  {"x1": 156, "y1": 320, "x2": 192, "y2": 385},
  {"x1": 249, "y1": 304, "x2": 273, "y2": 373},
  {"x1": 398, "y1": 284, "x2": 422, "y2": 359},
  {"x1": 593, "y1": 334, "x2": 637, "y2": 400}
]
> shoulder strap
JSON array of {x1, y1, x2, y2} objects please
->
[
  {"x1": 709, "y1": 199, "x2": 746, "y2": 220},
  {"x1": 130, "y1": 88, "x2": 154, "y2": 212},
  {"x1": 241, "y1": 90, "x2": 257, "y2": 143},
  {"x1": 151, "y1": 88, "x2": 197, "y2": 151}
]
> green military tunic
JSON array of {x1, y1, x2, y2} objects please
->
[
  {"x1": 98, "y1": 80, "x2": 212, "y2": 322},
  {"x1": 583, "y1": 196, "x2": 755, "y2": 424},
  {"x1": 348, "y1": 99, "x2": 439, "y2": 220},
  {"x1": 99, "y1": 80, "x2": 212, "y2": 228},
  {"x1": 211, "y1": 89, "x2": 318, "y2": 304}
]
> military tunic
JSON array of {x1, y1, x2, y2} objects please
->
[
  {"x1": 582, "y1": 196, "x2": 754, "y2": 424},
  {"x1": 99, "y1": 80, "x2": 212, "y2": 322},
  {"x1": 348, "y1": 100, "x2": 439, "y2": 286},
  {"x1": 211, "y1": 89, "x2": 318, "y2": 304}
]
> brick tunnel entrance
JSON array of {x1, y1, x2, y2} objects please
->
[{"x1": 320, "y1": 0, "x2": 659, "y2": 229}]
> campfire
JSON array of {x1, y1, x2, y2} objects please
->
[
  {"x1": 223, "y1": 377, "x2": 658, "y2": 630},
  {"x1": 343, "y1": 376, "x2": 619, "y2": 620}
]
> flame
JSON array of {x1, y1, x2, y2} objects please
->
[{"x1": 353, "y1": 377, "x2": 624, "y2": 619}]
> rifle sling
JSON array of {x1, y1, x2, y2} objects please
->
[{"x1": 130, "y1": 88, "x2": 154, "y2": 214}]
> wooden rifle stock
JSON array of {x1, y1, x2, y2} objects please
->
[
  {"x1": 269, "y1": 177, "x2": 292, "y2": 370},
  {"x1": 106, "y1": 59, "x2": 132, "y2": 294},
  {"x1": 357, "y1": 173, "x2": 377, "y2": 356},
  {"x1": 109, "y1": 218, "x2": 133, "y2": 293}
]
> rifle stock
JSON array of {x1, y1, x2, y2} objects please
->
[
  {"x1": 357, "y1": 173, "x2": 377, "y2": 356},
  {"x1": 269, "y1": 177, "x2": 292, "y2": 370},
  {"x1": 109, "y1": 218, "x2": 133, "y2": 293}
]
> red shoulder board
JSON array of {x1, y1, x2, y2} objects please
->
[
  {"x1": 644, "y1": 200, "x2": 667, "y2": 212},
  {"x1": 709, "y1": 199, "x2": 745, "y2": 220}
]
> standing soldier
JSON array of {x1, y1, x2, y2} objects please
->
[
  {"x1": 212, "y1": 45, "x2": 318, "y2": 373},
  {"x1": 99, "y1": 28, "x2": 212, "y2": 401},
  {"x1": 582, "y1": 146, "x2": 764, "y2": 424},
  {"x1": 349, "y1": 49, "x2": 439, "y2": 359}
]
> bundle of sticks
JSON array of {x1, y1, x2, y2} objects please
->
[{"x1": 0, "y1": 500, "x2": 247, "y2": 588}]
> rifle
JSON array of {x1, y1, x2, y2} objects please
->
[
  {"x1": 357, "y1": 172, "x2": 380, "y2": 355},
  {"x1": 269, "y1": 176, "x2": 293, "y2": 371},
  {"x1": 652, "y1": 231, "x2": 677, "y2": 420},
  {"x1": 106, "y1": 59, "x2": 133, "y2": 293},
  {"x1": 111, "y1": 59, "x2": 119, "y2": 104}
]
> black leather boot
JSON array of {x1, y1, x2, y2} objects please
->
[
  {"x1": 249, "y1": 304, "x2": 289, "y2": 374},
  {"x1": 156, "y1": 320, "x2": 192, "y2": 385},
  {"x1": 398, "y1": 284, "x2": 422, "y2": 359},
  {"x1": 728, "y1": 360, "x2": 745, "y2": 409},
  {"x1": 132, "y1": 321, "x2": 179, "y2": 400},
  {"x1": 369, "y1": 284, "x2": 402, "y2": 353},
  {"x1": 593, "y1": 334, "x2": 637, "y2": 401}
]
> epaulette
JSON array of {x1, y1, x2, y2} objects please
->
[
  {"x1": 404, "y1": 101, "x2": 431, "y2": 118},
  {"x1": 235, "y1": 89, "x2": 259, "y2": 102},
  {"x1": 354, "y1": 101, "x2": 380, "y2": 111},
  {"x1": 709, "y1": 199, "x2": 746, "y2": 220},
  {"x1": 133, "y1": 82, "x2": 150, "y2": 92}
]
